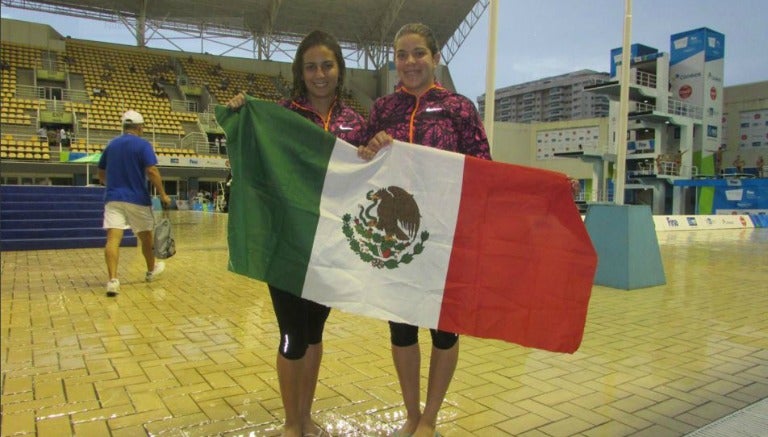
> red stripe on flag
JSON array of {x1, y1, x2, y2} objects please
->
[{"x1": 439, "y1": 157, "x2": 596, "y2": 353}]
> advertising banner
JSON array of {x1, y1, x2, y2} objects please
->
[
  {"x1": 156, "y1": 155, "x2": 228, "y2": 168},
  {"x1": 739, "y1": 110, "x2": 768, "y2": 149},
  {"x1": 653, "y1": 214, "x2": 754, "y2": 231},
  {"x1": 536, "y1": 126, "x2": 600, "y2": 160},
  {"x1": 670, "y1": 28, "x2": 725, "y2": 166}
]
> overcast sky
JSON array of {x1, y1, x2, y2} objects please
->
[
  {"x1": 3, "y1": 0, "x2": 766, "y2": 103},
  {"x1": 451, "y1": 0, "x2": 767, "y2": 101}
]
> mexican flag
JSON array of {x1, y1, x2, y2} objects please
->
[{"x1": 216, "y1": 98, "x2": 597, "y2": 353}]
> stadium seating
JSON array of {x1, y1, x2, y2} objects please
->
[
  {"x1": 1, "y1": 38, "x2": 369, "y2": 167},
  {"x1": 0, "y1": 133, "x2": 50, "y2": 161},
  {"x1": 182, "y1": 55, "x2": 284, "y2": 103}
]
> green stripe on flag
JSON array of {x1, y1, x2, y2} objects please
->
[{"x1": 215, "y1": 97, "x2": 337, "y2": 294}]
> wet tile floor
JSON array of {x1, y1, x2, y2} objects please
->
[{"x1": 1, "y1": 212, "x2": 766, "y2": 436}]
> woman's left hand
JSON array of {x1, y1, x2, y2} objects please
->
[{"x1": 357, "y1": 146, "x2": 376, "y2": 161}]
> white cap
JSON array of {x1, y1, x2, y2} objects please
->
[{"x1": 121, "y1": 110, "x2": 144, "y2": 125}]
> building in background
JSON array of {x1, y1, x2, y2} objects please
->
[
  {"x1": 587, "y1": 28, "x2": 727, "y2": 214},
  {"x1": 1, "y1": 18, "x2": 765, "y2": 216},
  {"x1": 478, "y1": 69, "x2": 611, "y2": 123},
  {"x1": 480, "y1": 26, "x2": 764, "y2": 216}
]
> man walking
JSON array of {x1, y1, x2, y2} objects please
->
[{"x1": 98, "y1": 110, "x2": 171, "y2": 296}]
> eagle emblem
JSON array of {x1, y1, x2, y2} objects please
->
[{"x1": 342, "y1": 186, "x2": 429, "y2": 269}]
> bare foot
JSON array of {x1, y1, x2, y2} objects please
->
[
  {"x1": 302, "y1": 421, "x2": 326, "y2": 436},
  {"x1": 392, "y1": 418, "x2": 419, "y2": 436},
  {"x1": 412, "y1": 423, "x2": 437, "y2": 437},
  {"x1": 281, "y1": 423, "x2": 302, "y2": 437}
]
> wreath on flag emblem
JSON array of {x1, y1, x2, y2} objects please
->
[{"x1": 342, "y1": 186, "x2": 429, "y2": 269}]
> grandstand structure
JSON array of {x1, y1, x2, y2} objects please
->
[
  {"x1": 0, "y1": 0, "x2": 487, "y2": 68},
  {"x1": 0, "y1": 0, "x2": 488, "y2": 191},
  {"x1": 1, "y1": 33, "x2": 249, "y2": 188}
]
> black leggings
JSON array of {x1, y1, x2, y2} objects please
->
[
  {"x1": 389, "y1": 321, "x2": 459, "y2": 350},
  {"x1": 269, "y1": 285, "x2": 331, "y2": 360}
]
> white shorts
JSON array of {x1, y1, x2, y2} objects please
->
[{"x1": 104, "y1": 201, "x2": 154, "y2": 232}]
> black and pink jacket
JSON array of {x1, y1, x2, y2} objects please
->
[
  {"x1": 281, "y1": 96, "x2": 368, "y2": 146},
  {"x1": 367, "y1": 82, "x2": 491, "y2": 160}
]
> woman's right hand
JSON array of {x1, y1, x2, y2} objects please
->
[
  {"x1": 226, "y1": 92, "x2": 247, "y2": 110},
  {"x1": 358, "y1": 131, "x2": 393, "y2": 161}
]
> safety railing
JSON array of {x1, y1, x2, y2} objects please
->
[
  {"x1": 667, "y1": 98, "x2": 702, "y2": 119},
  {"x1": 634, "y1": 70, "x2": 657, "y2": 88}
]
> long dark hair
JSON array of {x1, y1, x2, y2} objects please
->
[{"x1": 291, "y1": 30, "x2": 346, "y2": 99}]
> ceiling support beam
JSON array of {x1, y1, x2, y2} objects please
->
[{"x1": 1, "y1": 0, "x2": 486, "y2": 71}]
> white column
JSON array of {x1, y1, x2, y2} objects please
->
[
  {"x1": 614, "y1": 0, "x2": 633, "y2": 204},
  {"x1": 483, "y1": 0, "x2": 499, "y2": 151}
]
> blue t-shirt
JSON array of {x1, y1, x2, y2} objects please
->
[{"x1": 98, "y1": 133, "x2": 158, "y2": 206}]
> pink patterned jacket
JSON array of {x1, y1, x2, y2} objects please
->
[{"x1": 367, "y1": 82, "x2": 491, "y2": 160}]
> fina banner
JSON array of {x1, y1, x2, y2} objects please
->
[
  {"x1": 654, "y1": 214, "x2": 755, "y2": 231},
  {"x1": 156, "y1": 156, "x2": 228, "y2": 168}
]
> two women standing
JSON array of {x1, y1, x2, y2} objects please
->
[{"x1": 228, "y1": 23, "x2": 490, "y2": 437}]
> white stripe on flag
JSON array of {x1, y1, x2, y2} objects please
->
[{"x1": 303, "y1": 140, "x2": 466, "y2": 328}]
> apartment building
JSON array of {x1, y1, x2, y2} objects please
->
[{"x1": 478, "y1": 69, "x2": 611, "y2": 123}]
